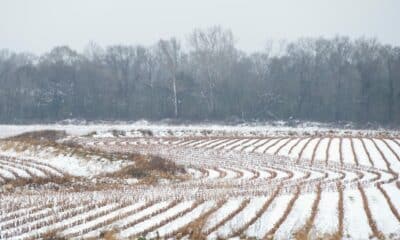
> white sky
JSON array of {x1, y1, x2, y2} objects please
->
[{"x1": 0, "y1": 0, "x2": 399, "y2": 54}]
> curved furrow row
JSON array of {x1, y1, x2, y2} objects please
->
[
  {"x1": 232, "y1": 138, "x2": 254, "y2": 151},
  {"x1": 262, "y1": 186, "x2": 301, "y2": 240},
  {"x1": 357, "y1": 183, "x2": 385, "y2": 239},
  {"x1": 204, "y1": 138, "x2": 231, "y2": 150},
  {"x1": 263, "y1": 137, "x2": 288, "y2": 154},
  {"x1": 251, "y1": 137, "x2": 276, "y2": 153},
  {"x1": 325, "y1": 137, "x2": 333, "y2": 166},
  {"x1": 0, "y1": 163, "x2": 25, "y2": 179},
  {"x1": 293, "y1": 184, "x2": 322, "y2": 239},
  {"x1": 226, "y1": 185, "x2": 282, "y2": 238},
  {"x1": 64, "y1": 201, "x2": 154, "y2": 239},
  {"x1": 369, "y1": 138, "x2": 393, "y2": 172},
  {"x1": 116, "y1": 200, "x2": 179, "y2": 233},
  {"x1": 376, "y1": 183, "x2": 400, "y2": 223},
  {"x1": 350, "y1": 138, "x2": 360, "y2": 166},
  {"x1": 146, "y1": 201, "x2": 217, "y2": 239},
  {"x1": 310, "y1": 137, "x2": 323, "y2": 165},
  {"x1": 203, "y1": 198, "x2": 250, "y2": 235},
  {"x1": 296, "y1": 137, "x2": 315, "y2": 164},
  {"x1": 359, "y1": 138, "x2": 375, "y2": 167},
  {"x1": 237, "y1": 138, "x2": 263, "y2": 152},
  {"x1": 129, "y1": 201, "x2": 203, "y2": 238},
  {"x1": 0, "y1": 159, "x2": 44, "y2": 178},
  {"x1": 271, "y1": 138, "x2": 293, "y2": 155},
  {"x1": 1, "y1": 155, "x2": 64, "y2": 177}
]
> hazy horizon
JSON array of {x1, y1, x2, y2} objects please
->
[{"x1": 1, "y1": 0, "x2": 400, "y2": 54}]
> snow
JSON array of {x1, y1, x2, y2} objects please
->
[
  {"x1": 310, "y1": 191, "x2": 338, "y2": 237},
  {"x1": 243, "y1": 139, "x2": 269, "y2": 152},
  {"x1": 213, "y1": 139, "x2": 237, "y2": 150},
  {"x1": 209, "y1": 197, "x2": 267, "y2": 239},
  {"x1": 264, "y1": 138, "x2": 289, "y2": 155},
  {"x1": 196, "y1": 139, "x2": 219, "y2": 148},
  {"x1": 207, "y1": 169, "x2": 220, "y2": 179},
  {"x1": 300, "y1": 138, "x2": 320, "y2": 161},
  {"x1": 0, "y1": 149, "x2": 126, "y2": 177},
  {"x1": 0, "y1": 167, "x2": 15, "y2": 179},
  {"x1": 328, "y1": 138, "x2": 341, "y2": 164},
  {"x1": 352, "y1": 138, "x2": 372, "y2": 167},
  {"x1": 146, "y1": 201, "x2": 216, "y2": 238},
  {"x1": 381, "y1": 184, "x2": 400, "y2": 214},
  {"x1": 375, "y1": 139, "x2": 400, "y2": 172},
  {"x1": 246, "y1": 194, "x2": 293, "y2": 238},
  {"x1": 113, "y1": 201, "x2": 172, "y2": 229},
  {"x1": 65, "y1": 201, "x2": 147, "y2": 238},
  {"x1": 232, "y1": 139, "x2": 257, "y2": 151},
  {"x1": 120, "y1": 201, "x2": 194, "y2": 238},
  {"x1": 224, "y1": 139, "x2": 249, "y2": 150},
  {"x1": 187, "y1": 168, "x2": 203, "y2": 179},
  {"x1": 362, "y1": 139, "x2": 388, "y2": 170},
  {"x1": 221, "y1": 168, "x2": 238, "y2": 179},
  {"x1": 341, "y1": 138, "x2": 356, "y2": 165},
  {"x1": 254, "y1": 138, "x2": 280, "y2": 153},
  {"x1": 275, "y1": 138, "x2": 297, "y2": 155},
  {"x1": 343, "y1": 188, "x2": 372, "y2": 239},
  {"x1": 204, "y1": 139, "x2": 228, "y2": 149},
  {"x1": 258, "y1": 169, "x2": 272, "y2": 179},
  {"x1": 313, "y1": 138, "x2": 329, "y2": 162},
  {"x1": 202, "y1": 198, "x2": 244, "y2": 233},
  {"x1": 273, "y1": 192, "x2": 316, "y2": 239},
  {"x1": 288, "y1": 138, "x2": 309, "y2": 158},
  {"x1": 364, "y1": 187, "x2": 400, "y2": 235}
]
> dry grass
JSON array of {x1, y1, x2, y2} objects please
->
[
  {"x1": 2, "y1": 175, "x2": 74, "y2": 189},
  {"x1": 6, "y1": 130, "x2": 67, "y2": 142},
  {"x1": 99, "y1": 229, "x2": 119, "y2": 240},
  {"x1": 103, "y1": 154, "x2": 187, "y2": 184},
  {"x1": 40, "y1": 230, "x2": 67, "y2": 240}
]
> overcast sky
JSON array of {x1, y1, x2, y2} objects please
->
[{"x1": 1, "y1": 0, "x2": 399, "y2": 54}]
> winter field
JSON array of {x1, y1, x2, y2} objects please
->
[{"x1": 0, "y1": 123, "x2": 400, "y2": 239}]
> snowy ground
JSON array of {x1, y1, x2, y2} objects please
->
[{"x1": 0, "y1": 124, "x2": 400, "y2": 239}]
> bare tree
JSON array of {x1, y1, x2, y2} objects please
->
[
  {"x1": 189, "y1": 26, "x2": 237, "y2": 116},
  {"x1": 159, "y1": 38, "x2": 180, "y2": 118}
]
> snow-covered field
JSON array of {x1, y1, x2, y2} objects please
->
[{"x1": 1, "y1": 124, "x2": 400, "y2": 239}]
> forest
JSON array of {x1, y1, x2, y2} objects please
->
[{"x1": 0, "y1": 26, "x2": 399, "y2": 125}]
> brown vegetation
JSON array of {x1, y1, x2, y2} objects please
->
[
  {"x1": 349, "y1": 138, "x2": 359, "y2": 166},
  {"x1": 325, "y1": 137, "x2": 332, "y2": 166},
  {"x1": 6, "y1": 130, "x2": 68, "y2": 142}
]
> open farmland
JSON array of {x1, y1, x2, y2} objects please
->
[{"x1": 1, "y1": 126, "x2": 400, "y2": 239}]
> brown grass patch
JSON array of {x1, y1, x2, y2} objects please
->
[{"x1": 6, "y1": 130, "x2": 67, "y2": 142}]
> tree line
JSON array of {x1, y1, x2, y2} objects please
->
[{"x1": 0, "y1": 26, "x2": 399, "y2": 125}]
